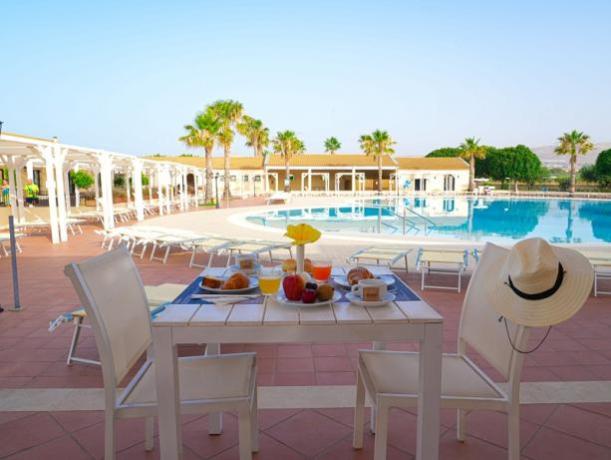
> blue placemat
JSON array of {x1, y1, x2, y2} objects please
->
[
  {"x1": 173, "y1": 274, "x2": 418, "y2": 305},
  {"x1": 172, "y1": 276, "x2": 265, "y2": 305}
]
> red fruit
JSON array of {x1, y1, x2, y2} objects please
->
[
  {"x1": 283, "y1": 274, "x2": 304, "y2": 301},
  {"x1": 302, "y1": 289, "x2": 317, "y2": 304}
]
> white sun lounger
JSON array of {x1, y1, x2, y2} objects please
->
[
  {"x1": 577, "y1": 250, "x2": 611, "y2": 296},
  {"x1": 265, "y1": 191, "x2": 291, "y2": 205},
  {"x1": 225, "y1": 240, "x2": 293, "y2": 266},
  {"x1": 347, "y1": 246, "x2": 412, "y2": 272},
  {"x1": 0, "y1": 232, "x2": 23, "y2": 256},
  {"x1": 188, "y1": 237, "x2": 240, "y2": 268},
  {"x1": 416, "y1": 248, "x2": 470, "y2": 293}
]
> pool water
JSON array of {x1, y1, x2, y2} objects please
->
[{"x1": 246, "y1": 197, "x2": 611, "y2": 244}]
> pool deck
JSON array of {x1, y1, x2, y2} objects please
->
[{"x1": 0, "y1": 200, "x2": 610, "y2": 459}]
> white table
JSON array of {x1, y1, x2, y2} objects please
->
[{"x1": 153, "y1": 267, "x2": 443, "y2": 460}]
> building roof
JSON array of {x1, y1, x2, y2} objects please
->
[
  {"x1": 394, "y1": 157, "x2": 469, "y2": 170},
  {"x1": 148, "y1": 154, "x2": 469, "y2": 171}
]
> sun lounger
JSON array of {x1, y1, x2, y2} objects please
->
[
  {"x1": 266, "y1": 191, "x2": 291, "y2": 205},
  {"x1": 149, "y1": 232, "x2": 208, "y2": 263},
  {"x1": 577, "y1": 250, "x2": 611, "y2": 296},
  {"x1": 0, "y1": 232, "x2": 23, "y2": 256},
  {"x1": 347, "y1": 246, "x2": 412, "y2": 271},
  {"x1": 188, "y1": 237, "x2": 239, "y2": 268},
  {"x1": 50, "y1": 283, "x2": 186, "y2": 366},
  {"x1": 225, "y1": 239, "x2": 293, "y2": 266},
  {"x1": 416, "y1": 248, "x2": 469, "y2": 292}
]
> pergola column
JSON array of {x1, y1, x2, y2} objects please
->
[
  {"x1": 166, "y1": 169, "x2": 173, "y2": 214},
  {"x1": 73, "y1": 165, "x2": 80, "y2": 207},
  {"x1": 37, "y1": 146, "x2": 60, "y2": 243},
  {"x1": 194, "y1": 172, "x2": 201, "y2": 205},
  {"x1": 351, "y1": 168, "x2": 356, "y2": 194},
  {"x1": 54, "y1": 146, "x2": 69, "y2": 241},
  {"x1": 98, "y1": 154, "x2": 114, "y2": 230},
  {"x1": 125, "y1": 168, "x2": 132, "y2": 208},
  {"x1": 156, "y1": 167, "x2": 164, "y2": 215},
  {"x1": 63, "y1": 166, "x2": 72, "y2": 215},
  {"x1": 132, "y1": 160, "x2": 144, "y2": 221},
  {"x1": 147, "y1": 169, "x2": 153, "y2": 204},
  {"x1": 6, "y1": 157, "x2": 23, "y2": 223},
  {"x1": 26, "y1": 160, "x2": 34, "y2": 181},
  {"x1": 308, "y1": 168, "x2": 312, "y2": 193},
  {"x1": 93, "y1": 166, "x2": 100, "y2": 210}
]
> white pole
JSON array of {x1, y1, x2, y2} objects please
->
[
  {"x1": 125, "y1": 169, "x2": 131, "y2": 208},
  {"x1": 64, "y1": 167, "x2": 71, "y2": 215},
  {"x1": 132, "y1": 160, "x2": 144, "y2": 221},
  {"x1": 38, "y1": 146, "x2": 60, "y2": 243},
  {"x1": 98, "y1": 155, "x2": 114, "y2": 230},
  {"x1": 308, "y1": 168, "x2": 312, "y2": 194},
  {"x1": 54, "y1": 146, "x2": 69, "y2": 241},
  {"x1": 26, "y1": 160, "x2": 34, "y2": 181},
  {"x1": 93, "y1": 168, "x2": 100, "y2": 211},
  {"x1": 352, "y1": 168, "x2": 356, "y2": 195},
  {"x1": 6, "y1": 160, "x2": 19, "y2": 222},
  {"x1": 156, "y1": 168, "x2": 164, "y2": 215},
  {"x1": 74, "y1": 166, "x2": 80, "y2": 208}
]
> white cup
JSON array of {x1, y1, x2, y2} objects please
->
[{"x1": 351, "y1": 278, "x2": 387, "y2": 301}]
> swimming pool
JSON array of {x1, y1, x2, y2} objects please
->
[{"x1": 246, "y1": 197, "x2": 611, "y2": 244}]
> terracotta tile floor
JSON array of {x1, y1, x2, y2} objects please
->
[{"x1": 0, "y1": 221, "x2": 610, "y2": 458}]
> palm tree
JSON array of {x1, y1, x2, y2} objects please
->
[
  {"x1": 237, "y1": 115, "x2": 270, "y2": 157},
  {"x1": 324, "y1": 137, "x2": 341, "y2": 155},
  {"x1": 272, "y1": 131, "x2": 305, "y2": 192},
  {"x1": 359, "y1": 130, "x2": 396, "y2": 193},
  {"x1": 178, "y1": 110, "x2": 221, "y2": 203},
  {"x1": 208, "y1": 99, "x2": 244, "y2": 198},
  {"x1": 459, "y1": 137, "x2": 487, "y2": 192},
  {"x1": 555, "y1": 130, "x2": 594, "y2": 194}
]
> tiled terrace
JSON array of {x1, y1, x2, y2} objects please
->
[{"x1": 0, "y1": 216, "x2": 610, "y2": 459}]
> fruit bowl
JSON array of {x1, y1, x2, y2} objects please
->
[{"x1": 275, "y1": 289, "x2": 342, "y2": 308}]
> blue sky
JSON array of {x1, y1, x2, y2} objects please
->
[{"x1": 2, "y1": 0, "x2": 611, "y2": 157}]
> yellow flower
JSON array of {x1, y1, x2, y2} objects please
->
[{"x1": 284, "y1": 223, "x2": 321, "y2": 245}]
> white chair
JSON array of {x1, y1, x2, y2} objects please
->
[
  {"x1": 353, "y1": 244, "x2": 530, "y2": 460},
  {"x1": 64, "y1": 247, "x2": 258, "y2": 460},
  {"x1": 416, "y1": 248, "x2": 469, "y2": 292},
  {"x1": 347, "y1": 246, "x2": 411, "y2": 272}
]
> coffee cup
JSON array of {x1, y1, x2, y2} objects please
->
[
  {"x1": 351, "y1": 278, "x2": 387, "y2": 302},
  {"x1": 236, "y1": 254, "x2": 257, "y2": 273}
]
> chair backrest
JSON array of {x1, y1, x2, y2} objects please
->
[
  {"x1": 458, "y1": 242, "x2": 529, "y2": 383},
  {"x1": 64, "y1": 247, "x2": 152, "y2": 386}
]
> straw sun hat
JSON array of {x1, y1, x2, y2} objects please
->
[{"x1": 484, "y1": 238, "x2": 594, "y2": 328}]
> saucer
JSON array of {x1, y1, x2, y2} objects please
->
[{"x1": 346, "y1": 292, "x2": 395, "y2": 307}]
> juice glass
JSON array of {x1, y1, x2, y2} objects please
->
[
  {"x1": 259, "y1": 266, "x2": 282, "y2": 295},
  {"x1": 311, "y1": 260, "x2": 333, "y2": 282}
]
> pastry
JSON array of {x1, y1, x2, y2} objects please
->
[
  {"x1": 222, "y1": 272, "x2": 250, "y2": 290},
  {"x1": 202, "y1": 276, "x2": 224, "y2": 289},
  {"x1": 347, "y1": 267, "x2": 374, "y2": 286},
  {"x1": 316, "y1": 283, "x2": 334, "y2": 301}
]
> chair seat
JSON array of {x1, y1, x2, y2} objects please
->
[
  {"x1": 123, "y1": 353, "x2": 256, "y2": 406},
  {"x1": 359, "y1": 350, "x2": 503, "y2": 400},
  {"x1": 420, "y1": 251, "x2": 465, "y2": 264}
]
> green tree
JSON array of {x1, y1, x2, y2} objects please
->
[
  {"x1": 324, "y1": 137, "x2": 341, "y2": 154},
  {"x1": 272, "y1": 131, "x2": 305, "y2": 192},
  {"x1": 208, "y1": 99, "x2": 244, "y2": 198},
  {"x1": 141, "y1": 174, "x2": 150, "y2": 187},
  {"x1": 359, "y1": 130, "x2": 396, "y2": 193},
  {"x1": 179, "y1": 110, "x2": 221, "y2": 202},
  {"x1": 70, "y1": 170, "x2": 94, "y2": 190},
  {"x1": 459, "y1": 137, "x2": 487, "y2": 192},
  {"x1": 579, "y1": 164, "x2": 598, "y2": 183},
  {"x1": 483, "y1": 145, "x2": 543, "y2": 190},
  {"x1": 425, "y1": 147, "x2": 461, "y2": 158},
  {"x1": 554, "y1": 130, "x2": 594, "y2": 194},
  {"x1": 594, "y1": 148, "x2": 611, "y2": 188}
]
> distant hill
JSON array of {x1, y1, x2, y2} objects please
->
[{"x1": 532, "y1": 143, "x2": 611, "y2": 170}]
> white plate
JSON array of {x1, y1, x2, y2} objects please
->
[
  {"x1": 276, "y1": 290, "x2": 342, "y2": 308},
  {"x1": 346, "y1": 292, "x2": 396, "y2": 307},
  {"x1": 228, "y1": 263, "x2": 261, "y2": 275},
  {"x1": 332, "y1": 274, "x2": 396, "y2": 289},
  {"x1": 199, "y1": 276, "x2": 259, "y2": 294}
]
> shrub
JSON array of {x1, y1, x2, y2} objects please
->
[
  {"x1": 595, "y1": 149, "x2": 611, "y2": 188},
  {"x1": 69, "y1": 170, "x2": 94, "y2": 190}
]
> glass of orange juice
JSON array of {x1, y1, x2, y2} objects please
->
[
  {"x1": 311, "y1": 260, "x2": 333, "y2": 282},
  {"x1": 259, "y1": 265, "x2": 283, "y2": 295}
]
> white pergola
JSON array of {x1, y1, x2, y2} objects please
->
[
  {"x1": 300, "y1": 171, "x2": 330, "y2": 193},
  {"x1": 334, "y1": 171, "x2": 365, "y2": 193},
  {"x1": 0, "y1": 132, "x2": 205, "y2": 243}
]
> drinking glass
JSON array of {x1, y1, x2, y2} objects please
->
[
  {"x1": 311, "y1": 260, "x2": 333, "y2": 282},
  {"x1": 259, "y1": 265, "x2": 283, "y2": 295}
]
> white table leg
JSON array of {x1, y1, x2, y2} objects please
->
[
  {"x1": 206, "y1": 342, "x2": 223, "y2": 434},
  {"x1": 154, "y1": 327, "x2": 182, "y2": 459},
  {"x1": 417, "y1": 322, "x2": 442, "y2": 460}
]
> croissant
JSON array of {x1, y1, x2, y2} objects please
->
[
  {"x1": 347, "y1": 267, "x2": 374, "y2": 286},
  {"x1": 222, "y1": 272, "x2": 250, "y2": 290},
  {"x1": 202, "y1": 276, "x2": 224, "y2": 289}
]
